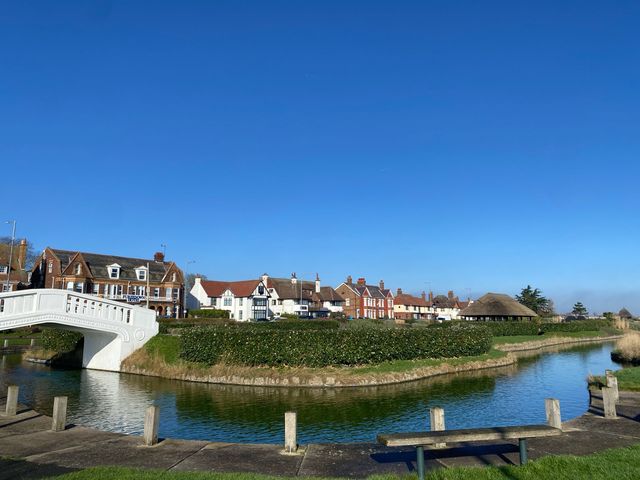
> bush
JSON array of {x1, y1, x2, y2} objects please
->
[
  {"x1": 41, "y1": 329, "x2": 83, "y2": 353},
  {"x1": 159, "y1": 318, "x2": 232, "y2": 334},
  {"x1": 541, "y1": 319, "x2": 610, "y2": 333},
  {"x1": 188, "y1": 309, "x2": 230, "y2": 319},
  {"x1": 434, "y1": 320, "x2": 540, "y2": 336},
  {"x1": 179, "y1": 323, "x2": 492, "y2": 367},
  {"x1": 247, "y1": 320, "x2": 339, "y2": 330}
]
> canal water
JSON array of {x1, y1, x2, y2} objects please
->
[{"x1": 0, "y1": 342, "x2": 618, "y2": 444}]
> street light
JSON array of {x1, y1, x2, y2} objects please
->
[
  {"x1": 4, "y1": 221, "x2": 16, "y2": 292},
  {"x1": 184, "y1": 260, "x2": 196, "y2": 317}
]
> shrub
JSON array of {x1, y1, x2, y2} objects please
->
[
  {"x1": 434, "y1": 320, "x2": 540, "y2": 336},
  {"x1": 179, "y1": 323, "x2": 492, "y2": 368},
  {"x1": 541, "y1": 319, "x2": 610, "y2": 333},
  {"x1": 188, "y1": 309, "x2": 230, "y2": 319},
  {"x1": 41, "y1": 329, "x2": 83, "y2": 353}
]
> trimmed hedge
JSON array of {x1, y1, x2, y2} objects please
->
[
  {"x1": 541, "y1": 319, "x2": 610, "y2": 333},
  {"x1": 188, "y1": 309, "x2": 230, "y2": 319},
  {"x1": 41, "y1": 329, "x2": 83, "y2": 353},
  {"x1": 434, "y1": 321, "x2": 539, "y2": 336},
  {"x1": 180, "y1": 324, "x2": 492, "y2": 367}
]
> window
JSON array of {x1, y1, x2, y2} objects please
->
[
  {"x1": 0, "y1": 266, "x2": 7, "y2": 274},
  {"x1": 271, "y1": 299, "x2": 276, "y2": 305},
  {"x1": 136, "y1": 268, "x2": 147, "y2": 281},
  {"x1": 172, "y1": 273, "x2": 176, "y2": 282},
  {"x1": 239, "y1": 310, "x2": 243, "y2": 320},
  {"x1": 238, "y1": 298, "x2": 243, "y2": 306},
  {"x1": 108, "y1": 264, "x2": 121, "y2": 279},
  {"x1": 74, "y1": 282, "x2": 84, "y2": 293},
  {"x1": 93, "y1": 284, "x2": 99, "y2": 294},
  {"x1": 2, "y1": 284, "x2": 11, "y2": 292},
  {"x1": 166, "y1": 288, "x2": 172, "y2": 299},
  {"x1": 154, "y1": 288, "x2": 160, "y2": 298},
  {"x1": 345, "y1": 298, "x2": 350, "y2": 306},
  {"x1": 75, "y1": 264, "x2": 82, "y2": 275},
  {"x1": 223, "y1": 297, "x2": 232, "y2": 306}
]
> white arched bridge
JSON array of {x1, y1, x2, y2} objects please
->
[{"x1": 0, "y1": 289, "x2": 158, "y2": 372}]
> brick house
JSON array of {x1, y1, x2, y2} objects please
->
[
  {"x1": 335, "y1": 276, "x2": 394, "y2": 319},
  {"x1": 0, "y1": 239, "x2": 30, "y2": 292},
  {"x1": 393, "y1": 289, "x2": 431, "y2": 320},
  {"x1": 30, "y1": 248, "x2": 185, "y2": 318}
]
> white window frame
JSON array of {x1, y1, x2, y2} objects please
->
[
  {"x1": 0, "y1": 265, "x2": 8, "y2": 274},
  {"x1": 108, "y1": 264, "x2": 121, "y2": 280}
]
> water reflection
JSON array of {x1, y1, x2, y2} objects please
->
[{"x1": 0, "y1": 342, "x2": 618, "y2": 444}]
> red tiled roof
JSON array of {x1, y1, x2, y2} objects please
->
[
  {"x1": 201, "y1": 279, "x2": 262, "y2": 298},
  {"x1": 394, "y1": 293, "x2": 429, "y2": 307}
]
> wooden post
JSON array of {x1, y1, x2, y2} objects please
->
[
  {"x1": 51, "y1": 396, "x2": 68, "y2": 432},
  {"x1": 143, "y1": 405, "x2": 160, "y2": 446},
  {"x1": 284, "y1": 411, "x2": 297, "y2": 453},
  {"x1": 430, "y1": 407, "x2": 446, "y2": 448},
  {"x1": 30, "y1": 339, "x2": 36, "y2": 347},
  {"x1": 545, "y1": 398, "x2": 562, "y2": 429},
  {"x1": 606, "y1": 372, "x2": 619, "y2": 403},
  {"x1": 602, "y1": 387, "x2": 617, "y2": 419},
  {"x1": 5, "y1": 385, "x2": 18, "y2": 416},
  {"x1": 2, "y1": 339, "x2": 8, "y2": 348}
]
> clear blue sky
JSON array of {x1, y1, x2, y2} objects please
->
[{"x1": 2, "y1": 1, "x2": 639, "y2": 313}]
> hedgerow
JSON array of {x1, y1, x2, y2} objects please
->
[
  {"x1": 188, "y1": 309, "x2": 230, "y2": 319},
  {"x1": 179, "y1": 324, "x2": 492, "y2": 368},
  {"x1": 41, "y1": 329, "x2": 83, "y2": 352},
  {"x1": 541, "y1": 319, "x2": 611, "y2": 333},
  {"x1": 434, "y1": 321, "x2": 539, "y2": 336}
]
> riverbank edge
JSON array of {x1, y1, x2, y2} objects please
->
[
  {"x1": 495, "y1": 334, "x2": 623, "y2": 352},
  {"x1": 120, "y1": 351, "x2": 516, "y2": 388},
  {"x1": 117, "y1": 334, "x2": 618, "y2": 388}
]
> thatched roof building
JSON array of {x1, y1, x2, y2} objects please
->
[
  {"x1": 460, "y1": 293, "x2": 537, "y2": 321},
  {"x1": 619, "y1": 308, "x2": 633, "y2": 319}
]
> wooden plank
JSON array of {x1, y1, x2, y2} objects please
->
[{"x1": 378, "y1": 425, "x2": 561, "y2": 447}]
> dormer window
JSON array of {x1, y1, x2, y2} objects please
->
[
  {"x1": 135, "y1": 267, "x2": 148, "y2": 281},
  {"x1": 108, "y1": 264, "x2": 121, "y2": 279},
  {"x1": 75, "y1": 264, "x2": 82, "y2": 275}
]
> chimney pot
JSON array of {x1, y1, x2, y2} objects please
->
[
  {"x1": 379, "y1": 280, "x2": 385, "y2": 290},
  {"x1": 154, "y1": 252, "x2": 165, "y2": 263},
  {"x1": 397, "y1": 288, "x2": 403, "y2": 296},
  {"x1": 429, "y1": 291, "x2": 434, "y2": 302},
  {"x1": 357, "y1": 277, "x2": 366, "y2": 286},
  {"x1": 421, "y1": 291, "x2": 426, "y2": 300},
  {"x1": 448, "y1": 290, "x2": 454, "y2": 300},
  {"x1": 346, "y1": 275, "x2": 353, "y2": 284}
]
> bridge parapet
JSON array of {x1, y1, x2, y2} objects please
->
[{"x1": 0, "y1": 289, "x2": 159, "y2": 371}]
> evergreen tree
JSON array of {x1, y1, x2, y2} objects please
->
[
  {"x1": 515, "y1": 285, "x2": 553, "y2": 316},
  {"x1": 572, "y1": 302, "x2": 588, "y2": 317}
]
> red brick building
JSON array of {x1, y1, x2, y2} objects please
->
[
  {"x1": 335, "y1": 276, "x2": 394, "y2": 319},
  {"x1": 30, "y1": 248, "x2": 185, "y2": 318},
  {"x1": 0, "y1": 239, "x2": 29, "y2": 292}
]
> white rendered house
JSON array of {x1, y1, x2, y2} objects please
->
[{"x1": 190, "y1": 277, "x2": 269, "y2": 321}]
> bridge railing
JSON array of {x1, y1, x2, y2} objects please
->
[{"x1": 0, "y1": 289, "x2": 157, "y2": 330}]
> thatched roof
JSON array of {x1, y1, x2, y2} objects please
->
[
  {"x1": 619, "y1": 308, "x2": 633, "y2": 319},
  {"x1": 460, "y1": 293, "x2": 537, "y2": 318}
]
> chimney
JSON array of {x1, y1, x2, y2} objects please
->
[
  {"x1": 421, "y1": 291, "x2": 426, "y2": 301},
  {"x1": 448, "y1": 290, "x2": 454, "y2": 300},
  {"x1": 291, "y1": 272, "x2": 297, "y2": 284},
  {"x1": 346, "y1": 275, "x2": 353, "y2": 284},
  {"x1": 154, "y1": 251, "x2": 165, "y2": 263},
  {"x1": 315, "y1": 273, "x2": 321, "y2": 293},
  {"x1": 396, "y1": 288, "x2": 403, "y2": 296},
  {"x1": 18, "y1": 239, "x2": 27, "y2": 271},
  {"x1": 379, "y1": 280, "x2": 385, "y2": 290},
  {"x1": 357, "y1": 277, "x2": 366, "y2": 286},
  {"x1": 429, "y1": 291, "x2": 434, "y2": 302},
  {"x1": 262, "y1": 273, "x2": 269, "y2": 287},
  {"x1": 195, "y1": 277, "x2": 202, "y2": 285}
]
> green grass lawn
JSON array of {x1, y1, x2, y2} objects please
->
[
  {"x1": 591, "y1": 366, "x2": 640, "y2": 392},
  {"x1": 47, "y1": 444, "x2": 640, "y2": 480},
  {"x1": 492, "y1": 330, "x2": 614, "y2": 346},
  {"x1": 143, "y1": 334, "x2": 181, "y2": 364}
]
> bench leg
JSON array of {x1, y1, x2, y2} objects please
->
[
  {"x1": 518, "y1": 438, "x2": 528, "y2": 465},
  {"x1": 416, "y1": 446, "x2": 425, "y2": 480}
]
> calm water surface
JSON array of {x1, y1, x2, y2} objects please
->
[{"x1": 0, "y1": 342, "x2": 618, "y2": 444}]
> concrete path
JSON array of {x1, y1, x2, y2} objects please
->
[{"x1": 1, "y1": 391, "x2": 639, "y2": 479}]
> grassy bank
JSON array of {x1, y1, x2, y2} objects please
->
[
  {"x1": 49, "y1": 444, "x2": 640, "y2": 480},
  {"x1": 492, "y1": 330, "x2": 616, "y2": 346},
  {"x1": 122, "y1": 335, "x2": 513, "y2": 386},
  {"x1": 592, "y1": 366, "x2": 640, "y2": 392}
]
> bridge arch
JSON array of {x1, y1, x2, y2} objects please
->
[{"x1": 0, "y1": 289, "x2": 159, "y2": 371}]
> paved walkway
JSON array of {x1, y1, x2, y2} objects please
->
[{"x1": 1, "y1": 391, "x2": 639, "y2": 479}]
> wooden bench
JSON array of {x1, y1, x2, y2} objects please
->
[{"x1": 378, "y1": 425, "x2": 562, "y2": 480}]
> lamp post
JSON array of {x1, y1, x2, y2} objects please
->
[
  {"x1": 184, "y1": 260, "x2": 196, "y2": 317},
  {"x1": 4, "y1": 221, "x2": 16, "y2": 292}
]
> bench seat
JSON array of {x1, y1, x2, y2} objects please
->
[{"x1": 378, "y1": 424, "x2": 562, "y2": 480}]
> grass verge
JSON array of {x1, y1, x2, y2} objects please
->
[
  {"x1": 492, "y1": 330, "x2": 616, "y2": 346},
  {"x1": 47, "y1": 444, "x2": 640, "y2": 480},
  {"x1": 592, "y1": 366, "x2": 640, "y2": 392}
]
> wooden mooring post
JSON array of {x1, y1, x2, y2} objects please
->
[
  {"x1": 51, "y1": 396, "x2": 68, "y2": 432},
  {"x1": 430, "y1": 407, "x2": 446, "y2": 448},
  {"x1": 284, "y1": 411, "x2": 297, "y2": 453},
  {"x1": 143, "y1": 405, "x2": 160, "y2": 446},
  {"x1": 602, "y1": 387, "x2": 617, "y2": 419},
  {"x1": 545, "y1": 398, "x2": 562, "y2": 429},
  {"x1": 606, "y1": 372, "x2": 619, "y2": 403},
  {"x1": 2, "y1": 339, "x2": 8, "y2": 349},
  {"x1": 5, "y1": 385, "x2": 18, "y2": 416}
]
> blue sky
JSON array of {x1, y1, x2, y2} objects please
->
[{"x1": 1, "y1": 1, "x2": 639, "y2": 313}]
